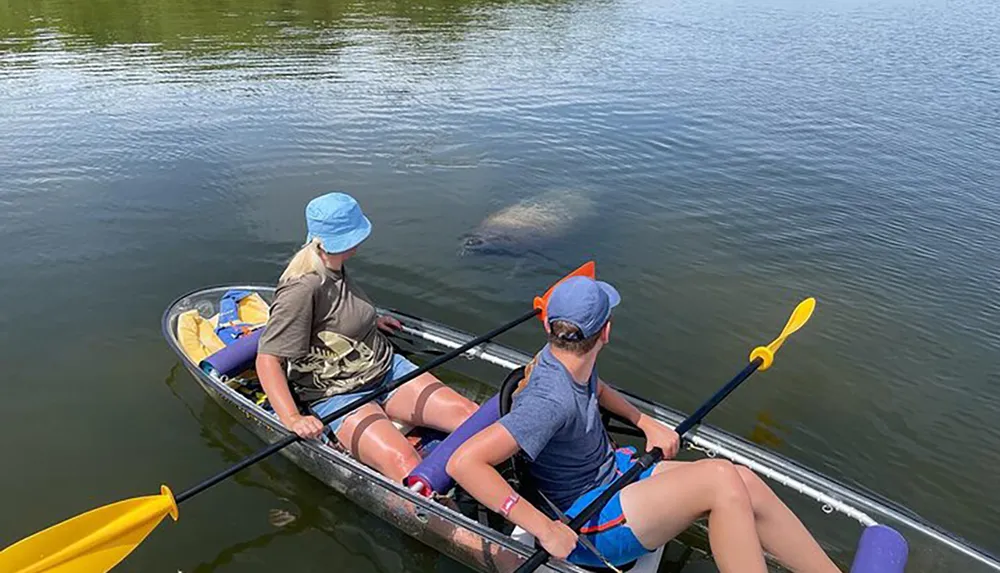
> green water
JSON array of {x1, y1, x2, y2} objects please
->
[{"x1": 1, "y1": 0, "x2": 999, "y2": 570}]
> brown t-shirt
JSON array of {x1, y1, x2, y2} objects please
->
[{"x1": 258, "y1": 266, "x2": 393, "y2": 404}]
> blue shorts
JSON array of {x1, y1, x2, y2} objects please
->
[
  {"x1": 563, "y1": 447, "x2": 657, "y2": 568},
  {"x1": 310, "y1": 354, "x2": 419, "y2": 434}
]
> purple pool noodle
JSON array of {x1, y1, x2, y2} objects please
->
[
  {"x1": 850, "y1": 525, "x2": 908, "y2": 573},
  {"x1": 405, "y1": 394, "x2": 501, "y2": 496},
  {"x1": 200, "y1": 329, "x2": 263, "y2": 379}
]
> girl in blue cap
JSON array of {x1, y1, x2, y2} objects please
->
[{"x1": 256, "y1": 192, "x2": 479, "y2": 483}]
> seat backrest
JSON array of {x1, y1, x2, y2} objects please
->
[
  {"x1": 500, "y1": 350, "x2": 544, "y2": 414},
  {"x1": 498, "y1": 363, "x2": 549, "y2": 509},
  {"x1": 498, "y1": 365, "x2": 527, "y2": 417}
]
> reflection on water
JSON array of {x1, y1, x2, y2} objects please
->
[
  {"x1": 163, "y1": 362, "x2": 457, "y2": 572},
  {"x1": 747, "y1": 410, "x2": 787, "y2": 450},
  {"x1": 0, "y1": 0, "x2": 552, "y2": 51},
  {"x1": 2, "y1": 0, "x2": 1000, "y2": 568}
]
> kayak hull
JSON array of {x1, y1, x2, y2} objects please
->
[{"x1": 163, "y1": 284, "x2": 1000, "y2": 573}]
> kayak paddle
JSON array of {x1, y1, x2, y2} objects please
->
[
  {"x1": 515, "y1": 296, "x2": 816, "y2": 573},
  {"x1": 0, "y1": 261, "x2": 597, "y2": 573}
]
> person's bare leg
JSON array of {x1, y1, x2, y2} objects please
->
[
  {"x1": 620, "y1": 459, "x2": 767, "y2": 573},
  {"x1": 734, "y1": 466, "x2": 841, "y2": 573},
  {"x1": 334, "y1": 403, "x2": 422, "y2": 483},
  {"x1": 383, "y1": 372, "x2": 478, "y2": 432}
]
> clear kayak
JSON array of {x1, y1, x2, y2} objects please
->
[{"x1": 162, "y1": 284, "x2": 1000, "y2": 572}]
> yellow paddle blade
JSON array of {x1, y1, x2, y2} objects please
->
[
  {"x1": 749, "y1": 297, "x2": 816, "y2": 370},
  {"x1": 0, "y1": 485, "x2": 178, "y2": 573}
]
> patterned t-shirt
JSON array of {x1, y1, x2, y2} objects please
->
[{"x1": 257, "y1": 266, "x2": 393, "y2": 403}]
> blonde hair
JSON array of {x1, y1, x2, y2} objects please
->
[{"x1": 279, "y1": 238, "x2": 327, "y2": 284}]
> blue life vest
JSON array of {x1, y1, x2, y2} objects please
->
[{"x1": 215, "y1": 289, "x2": 258, "y2": 345}]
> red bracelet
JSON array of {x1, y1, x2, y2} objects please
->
[{"x1": 499, "y1": 492, "x2": 521, "y2": 517}]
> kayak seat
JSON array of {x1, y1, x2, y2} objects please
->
[
  {"x1": 497, "y1": 366, "x2": 547, "y2": 527},
  {"x1": 498, "y1": 365, "x2": 528, "y2": 418},
  {"x1": 176, "y1": 292, "x2": 270, "y2": 365},
  {"x1": 498, "y1": 367, "x2": 657, "y2": 573}
]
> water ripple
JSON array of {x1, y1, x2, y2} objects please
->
[{"x1": 2, "y1": 0, "x2": 1000, "y2": 565}]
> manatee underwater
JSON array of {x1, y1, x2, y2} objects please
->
[{"x1": 459, "y1": 189, "x2": 597, "y2": 258}]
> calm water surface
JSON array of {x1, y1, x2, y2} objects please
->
[{"x1": 1, "y1": 0, "x2": 999, "y2": 570}]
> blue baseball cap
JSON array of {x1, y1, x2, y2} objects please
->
[
  {"x1": 305, "y1": 192, "x2": 372, "y2": 254},
  {"x1": 546, "y1": 276, "x2": 621, "y2": 339}
]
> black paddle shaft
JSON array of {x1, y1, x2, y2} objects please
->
[
  {"x1": 176, "y1": 308, "x2": 541, "y2": 504},
  {"x1": 515, "y1": 356, "x2": 764, "y2": 573}
]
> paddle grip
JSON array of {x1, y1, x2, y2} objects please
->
[
  {"x1": 175, "y1": 308, "x2": 540, "y2": 505},
  {"x1": 514, "y1": 356, "x2": 764, "y2": 573}
]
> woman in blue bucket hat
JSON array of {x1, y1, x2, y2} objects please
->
[{"x1": 257, "y1": 192, "x2": 479, "y2": 483}]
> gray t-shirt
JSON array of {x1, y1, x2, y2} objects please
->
[
  {"x1": 498, "y1": 345, "x2": 617, "y2": 511},
  {"x1": 258, "y1": 266, "x2": 393, "y2": 404}
]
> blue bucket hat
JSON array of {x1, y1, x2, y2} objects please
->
[
  {"x1": 546, "y1": 276, "x2": 621, "y2": 340},
  {"x1": 305, "y1": 192, "x2": 372, "y2": 254}
]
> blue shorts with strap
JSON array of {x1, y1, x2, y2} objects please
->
[
  {"x1": 310, "y1": 353, "x2": 418, "y2": 434},
  {"x1": 563, "y1": 446, "x2": 657, "y2": 568}
]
